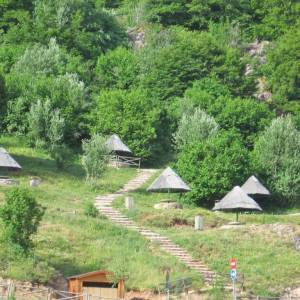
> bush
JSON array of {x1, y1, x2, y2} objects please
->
[
  {"x1": 81, "y1": 134, "x2": 109, "y2": 184},
  {"x1": 84, "y1": 203, "x2": 99, "y2": 218},
  {"x1": 0, "y1": 188, "x2": 45, "y2": 253},
  {"x1": 181, "y1": 79, "x2": 273, "y2": 147},
  {"x1": 252, "y1": 115, "x2": 300, "y2": 204},
  {"x1": 95, "y1": 47, "x2": 139, "y2": 90},
  {"x1": 176, "y1": 130, "x2": 250, "y2": 207},
  {"x1": 174, "y1": 108, "x2": 219, "y2": 150}
]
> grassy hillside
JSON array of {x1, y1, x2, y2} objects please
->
[
  {"x1": 0, "y1": 136, "x2": 199, "y2": 290},
  {"x1": 114, "y1": 177, "x2": 300, "y2": 297}
]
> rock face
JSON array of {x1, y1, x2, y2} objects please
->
[
  {"x1": 30, "y1": 177, "x2": 41, "y2": 187},
  {"x1": 244, "y1": 40, "x2": 273, "y2": 101},
  {"x1": 128, "y1": 29, "x2": 145, "y2": 49},
  {"x1": 294, "y1": 236, "x2": 300, "y2": 251},
  {"x1": 154, "y1": 201, "x2": 182, "y2": 209},
  {"x1": 281, "y1": 287, "x2": 300, "y2": 299}
]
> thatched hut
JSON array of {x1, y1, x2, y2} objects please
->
[
  {"x1": 147, "y1": 167, "x2": 190, "y2": 193},
  {"x1": 241, "y1": 175, "x2": 270, "y2": 196},
  {"x1": 105, "y1": 134, "x2": 140, "y2": 168},
  {"x1": 213, "y1": 186, "x2": 262, "y2": 222},
  {"x1": 0, "y1": 147, "x2": 22, "y2": 171}
]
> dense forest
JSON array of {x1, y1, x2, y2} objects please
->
[{"x1": 0, "y1": 0, "x2": 299, "y2": 207}]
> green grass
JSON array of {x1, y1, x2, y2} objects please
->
[
  {"x1": 113, "y1": 171, "x2": 300, "y2": 297},
  {"x1": 0, "y1": 136, "x2": 200, "y2": 290}
]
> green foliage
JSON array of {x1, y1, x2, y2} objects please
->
[
  {"x1": 5, "y1": 41, "x2": 88, "y2": 141},
  {"x1": 176, "y1": 131, "x2": 250, "y2": 207},
  {"x1": 181, "y1": 78, "x2": 273, "y2": 146},
  {"x1": 140, "y1": 29, "x2": 225, "y2": 101},
  {"x1": 252, "y1": 115, "x2": 300, "y2": 204},
  {"x1": 91, "y1": 88, "x2": 160, "y2": 158},
  {"x1": 174, "y1": 108, "x2": 219, "y2": 150},
  {"x1": 145, "y1": 0, "x2": 299, "y2": 40},
  {"x1": 263, "y1": 26, "x2": 300, "y2": 120},
  {"x1": 251, "y1": 0, "x2": 300, "y2": 40},
  {"x1": 82, "y1": 134, "x2": 109, "y2": 184},
  {"x1": 33, "y1": 0, "x2": 127, "y2": 59},
  {"x1": 0, "y1": 188, "x2": 44, "y2": 253},
  {"x1": 84, "y1": 203, "x2": 99, "y2": 218},
  {"x1": 95, "y1": 47, "x2": 138, "y2": 90},
  {"x1": 145, "y1": 0, "x2": 253, "y2": 32}
]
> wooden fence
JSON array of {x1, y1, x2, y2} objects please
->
[{"x1": 109, "y1": 155, "x2": 141, "y2": 169}]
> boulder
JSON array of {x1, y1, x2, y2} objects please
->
[
  {"x1": 30, "y1": 177, "x2": 41, "y2": 187},
  {"x1": 154, "y1": 201, "x2": 182, "y2": 210}
]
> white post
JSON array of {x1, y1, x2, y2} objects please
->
[
  {"x1": 232, "y1": 279, "x2": 236, "y2": 300},
  {"x1": 194, "y1": 216, "x2": 204, "y2": 230},
  {"x1": 125, "y1": 196, "x2": 134, "y2": 210}
]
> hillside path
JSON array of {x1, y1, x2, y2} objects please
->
[{"x1": 95, "y1": 169, "x2": 216, "y2": 285}]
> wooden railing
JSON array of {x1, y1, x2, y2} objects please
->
[{"x1": 109, "y1": 155, "x2": 141, "y2": 169}]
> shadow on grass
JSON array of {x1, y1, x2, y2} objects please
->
[{"x1": 12, "y1": 154, "x2": 85, "y2": 180}]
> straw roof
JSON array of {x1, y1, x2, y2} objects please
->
[
  {"x1": 147, "y1": 167, "x2": 191, "y2": 192},
  {"x1": 212, "y1": 186, "x2": 262, "y2": 211},
  {"x1": 241, "y1": 175, "x2": 270, "y2": 195},
  {"x1": 0, "y1": 147, "x2": 22, "y2": 170},
  {"x1": 106, "y1": 134, "x2": 132, "y2": 155}
]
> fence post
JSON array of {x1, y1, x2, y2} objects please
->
[
  {"x1": 125, "y1": 196, "x2": 134, "y2": 210},
  {"x1": 194, "y1": 215, "x2": 204, "y2": 230}
]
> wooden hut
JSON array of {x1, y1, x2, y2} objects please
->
[
  {"x1": 106, "y1": 134, "x2": 140, "y2": 168},
  {"x1": 212, "y1": 186, "x2": 262, "y2": 222},
  {"x1": 68, "y1": 270, "x2": 125, "y2": 299}
]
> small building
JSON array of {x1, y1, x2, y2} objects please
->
[
  {"x1": 105, "y1": 134, "x2": 140, "y2": 168},
  {"x1": 68, "y1": 270, "x2": 125, "y2": 299}
]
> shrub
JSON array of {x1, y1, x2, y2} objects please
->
[
  {"x1": 82, "y1": 134, "x2": 109, "y2": 184},
  {"x1": 181, "y1": 79, "x2": 273, "y2": 147},
  {"x1": 174, "y1": 108, "x2": 219, "y2": 150},
  {"x1": 0, "y1": 188, "x2": 45, "y2": 253},
  {"x1": 252, "y1": 115, "x2": 300, "y2": 204},
  {"x1": 84, "y1": 203, "x2": 99, "y2": 218},
  {"x1": 95, "y1": 47, "x2": 139, "y2": 90},
  {"x1": 176, "y1": 130, "x2": 250, "y2": 207}
]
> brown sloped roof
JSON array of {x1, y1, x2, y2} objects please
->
[{"x1": 68, "y1": 270, "x2": 111, "y2": 280}]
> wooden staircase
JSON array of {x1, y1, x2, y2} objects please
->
[{"x1": 95, "y1": 169, "x2": 216, "y2": 285}]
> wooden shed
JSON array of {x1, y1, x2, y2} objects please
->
[{"x1": 68, "y1": 270, "x2": 125, "y2": 299}]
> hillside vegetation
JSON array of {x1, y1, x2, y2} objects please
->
[
  {"x1": 0, "y1": 0, "x2": 299, "y2": 298},
  {"x1": 0, "y1": 136, "x2": 199, "y2": 290}
]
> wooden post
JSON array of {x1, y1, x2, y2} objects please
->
[
  {"x1": 194, "y1": 215, "x2": 204, "y2": 230},
  {"x1": 125, "y1": 196, "x2": 134, "y2": 210}
]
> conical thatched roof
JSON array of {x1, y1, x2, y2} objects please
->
[
  {"x1": 241, "y1": 175, "x2": 270, "y2": 195},
  {"x1": 106, "y1": 134, "x2": 132, "y2": 155},
  {"x1": 0, "y1": 147, "x2": 22, "y2": 170},
  {"x1": 212, "y1": 186, "x2": 262, "y2": 211},
  {"x1": 147, "y1": 167, "x2": 191, "y2": 192}
]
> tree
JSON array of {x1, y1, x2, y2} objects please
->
[
  {"x1": 33, "y1": 0, "x2": 127, "y2": 59},
  {"x1": 95, "y1": 47, "x2": 138, "y2": 90},
  {"x1": 28, "y1": 99, "x2": 68, "y2": 168},
  {"x1": 263, "y1": 26, "x2": 300, "y2": 120},
  {"x1": 176, "y1": 130, "x2": 250, "y2": 207},
  {"x1": 252, "y1": 115, "x2": 300, "y2": 204},
  {"x1": 5, "y1": 41, "x2": 88, "y2": 142},
  {"x1": 174, "y1": 108, "x2": 219, "y2": 150},
  {"x1": 82, "y1": 134, "x2": 109, "y2": 184},
  {"x1": 0, "y1": 188, "x2": 44, "y2": 253},
  {"x1": 181, "y1": 78, "x2": 273, "y2": 147},
  {"x1": 91, "y1": 88, "x2": 160, "y2": 158}
]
